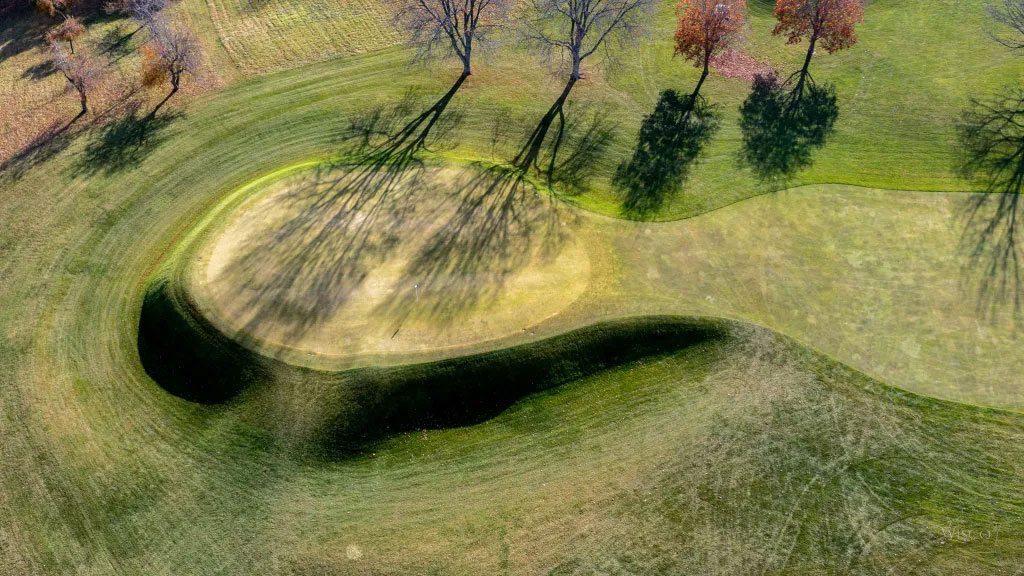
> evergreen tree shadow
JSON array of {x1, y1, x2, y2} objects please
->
[
  {"x1": 956, "y1": 88, "x2": 1024, "y2": 320},
  {"x1": 614, "y1": 89, "x2": 720, "y2": 219},
  {"x1": 738, "y1": 73, "x2": 838, "y2": 183}
]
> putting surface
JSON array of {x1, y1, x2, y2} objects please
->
[{"x1": 191, "y1": 164, "x2": 591, "y2": 357}]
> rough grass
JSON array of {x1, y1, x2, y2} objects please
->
[
  {"x1": 204, "y1": 0, "x2": 399, "y2": 74},
  {"x1": 0, "y1": 0, "x2": 235, "y2": 163}
]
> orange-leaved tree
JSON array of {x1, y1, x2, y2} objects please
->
[
  {"x1": 141, "y1": 18, "x2": 202, "y2": 115},
  {"x1": 36, "y1": 0, "x2": 85, "y2": 53},
  {"x1": 45, "y1": 16, "x2": 85, "y2": 53},
  {"x1": 773, "y1": 0, "x2": 862, "y2": 97},
  {"x1": 674, "y1": 0, "x2": 746, "y2": 101}
]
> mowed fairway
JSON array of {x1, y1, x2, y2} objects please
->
[{"x1": 2, "y1": 0, "x2": 1024, "y2": 571}]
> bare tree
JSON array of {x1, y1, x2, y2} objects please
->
[
  {"x1": 142, "y1": 17, "x2": 202, "y2": 114},
  {"x1": 522, "y1": 0, "x2": 654, "y2": 83},
  {"x1": 392, "y1": 0, "x2": 510, "y2": 77},
  {"x1": 50, "y1": 41, "x2": 100, "y2": 118},
  {"x1": 988, "y1": 0, "x2": 1024, "y2": 50}
]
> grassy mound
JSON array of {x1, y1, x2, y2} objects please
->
[
  {"x1": 156, "y1": 158, "x2": 1022, "y2": 408},
  {"x1": 139, "y1": 274, "x2": 723, "y2": 448}
]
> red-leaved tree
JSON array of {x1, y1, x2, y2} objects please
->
[
  {"x1": 674, "y1": 0, "x2": 746, "y2": 101},
  {"x1": 773, "y1": 0, "x2": 862, "y2": 97}
]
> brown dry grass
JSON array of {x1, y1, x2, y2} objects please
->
[{"x1": 0, "y1": 0, "x2": 229, "y2": 164}]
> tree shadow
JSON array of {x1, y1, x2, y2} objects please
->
[
  {"x1": 97, "y1": 23, "x2": 142, "y2": 64},
  {"x1": 1, "y1": 82, "x2": 143, "y2": 180},
  {"x1": 738, "y1": 73, "x2": 838, "y2": 183},
  {"x1": 73, "y1": 108, "x2": 180, "y2": 175},
  {"x1": 21, "y1": 59, "x2": 55, "y2": 80},
  {"x1": 956, "y1": 88, "x2": 1024, "y2": 320},
  {"x1": 0, "y1": 118, "x2": 77, "y2": 180},
  {"x1": 214, "y1": 75, "x2": 470, "y2": 342},
  {"x1": 369, "y1": 164, "x2": 568, "y2": 334},
  {"x1": 0, "y1": 10, "x2": 50, "y2": 64},
  {"x1": 507, "y1": 78, "x2": 616, "y2": 192},
  {"x1": 613, "y1": 89, "x2": 720, "y2": 219},
  {"x1": 1, "y1": 0, "x2": 131, "y2": 64},
  {"x1": 206, "y1": 74, "x2": 612, "y2": 347}
]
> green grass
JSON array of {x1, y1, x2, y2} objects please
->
[
  {"x1": 3, "y1": 0, "x2": 1024, "y2": 572},
  {"x1": 185, "y1": 0, "x2": 1024, "y2": 219}
]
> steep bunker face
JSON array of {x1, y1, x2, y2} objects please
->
[{"x1": 190, "y1": 164, "x2": 591, "y2": 359}]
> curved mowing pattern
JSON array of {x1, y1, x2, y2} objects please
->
[{"x1": 2, "y1": 2, "x2": 1024, "y2": 568}]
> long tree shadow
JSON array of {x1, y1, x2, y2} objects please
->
[
  {"x1": 368, "y1": 98, "x2": 616, "y2": 333},
  {"x1": 1, "y1": 84, "x2": 144, "y2": 180},
  {"x1": 500, "y1": 78, "x2": 616, "y2": 190},
  {"x1": 214, "y1": 74, "x2": 470, "y2": 342},
  {"x1": 73, "y1": 108, "x2": 181, "y2": 175},
  {"x1": 0, "y1": 118, "x2": 78, "y2": 180},
  {"x1": 369, "y1": 164, "x2": 568, "y2": 334},
  {"x1": 956, "y1": 88, "x2": 1024, "y2": 319},
  {"x1": 614, "y1": 89, "x2": 720, "y2": 219},
  {"x1": 738, "y1": 73, "x2": 838, "y2": 183}
]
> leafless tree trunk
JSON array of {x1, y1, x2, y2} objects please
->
[
  {"x1": 50, "y1": 41, "x2": 99, "y2": 119},
  {"x1": 147, "y1": 17, "x2": 202, "y2": 116},
  {"x1": 391, "y1": 0, "x2": 510, "y2": 76},
  {"x1": 522, "y1": 0, "x2": 653, "y2": 82}
]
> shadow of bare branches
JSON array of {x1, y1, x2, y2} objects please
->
[
  {"x1": 738, "y1": 73, "x2": 838, "y2": 183},
  {"x1": 370, "y1": 164, "x2": 568, "y2": 333},
  {"x1": 0, "y1": 118, "x2": 78, "y2": 180},
  {"x1": 614, "y1": 89, "x2": 720, "y2": 219},
  {"x1": 956, "y1": 88, "x2": 1024, "y2": 319},
  {"x1": 215, "y1": 75, "x2": 481, "y2": 342},
  {"x1": 200, "y1": 74, "x2": 613, "y2": 347},
  {"x1": 508, "y1": 78, "x2": 616, "y2": 193}
]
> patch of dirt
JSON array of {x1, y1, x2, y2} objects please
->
[{"x1": 710, "y1": 50, "x2": 775, "y2": 82}]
